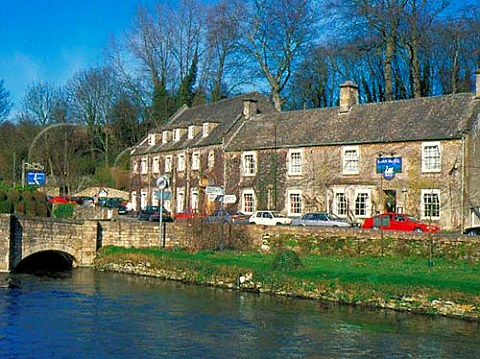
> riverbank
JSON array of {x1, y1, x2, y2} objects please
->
[{"x1": 94, "y1": 246, "x2": 480, "y2": 322}]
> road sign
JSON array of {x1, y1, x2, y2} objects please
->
[
  {"x1": 26, "y1": 171, "x2": 46, "y2": 186},
  {"x1": 222, "y1": 195, "x2": 237, "y2": 204},
  {"x1": 206, "y1": 186, "x2": 224, "y2": 196},
  {"x1": 156, "y1": 176, "x2": 169, "y2": 190},
  {"x1": 155, "y1": 191, "x2": 171, "y2": 200}
]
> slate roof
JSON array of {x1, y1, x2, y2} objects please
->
[
  {"x1": 131, "y1": 92, "x2": 275, "y2": 155},
  {"x1": 226, "y1": 93, "x2": 480, "y2": 152}
]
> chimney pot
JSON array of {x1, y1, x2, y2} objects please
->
[
  {"x1": 243, "y1": 99, "x2": 258, "y2": 119},
  {"x1": 339, "y1": 81, "x2": 359, "y2": 113}
]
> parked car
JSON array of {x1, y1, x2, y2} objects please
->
[
  {"x1": 463, "y1": 227, "x2": 480, "y2": 236},
  {"x1": 206, "y1": 209, "x2": 250, "y2": 224},
  {"x1": 174, "y1": 208, "x2": 206, "y2": 221},
  {"x1": 291, "y1": 212, "x2": 352, "y2": 227},
  {"x1": 137, "y1": 205, "x2": 174, "y2": 222},
  {"x1": 362, "y1": 213, "x2": 440, "y2": 233},
  {"x1": 248, "y1": 210, "x2": 292, "y2": 226},
  {"x1": 117, "y1": 205, "x2": 130, "y2": 215}
]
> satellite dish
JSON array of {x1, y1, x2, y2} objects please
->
[{"x1": 156, "y1": 176, "x2": 169, "y2": 190}]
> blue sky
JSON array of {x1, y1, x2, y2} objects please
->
[{"x1": 0, "y1": 0, "x2": 156, "y2": 115}]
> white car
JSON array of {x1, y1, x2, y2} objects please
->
[
  {"x1": 248, "y1": 210, "x2": 292, "y2": 226},
  {"x1": 291, "y1": 212, "x2": 352, "y2": 227}
]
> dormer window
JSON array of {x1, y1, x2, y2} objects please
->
[
  {"x1": 188, "y1": 125, "x2": 195, "y2": 139},
  {"x1": 173, "y1": 129, "x2": 181, "y2": 142},
  {"x1": 162, "y1": 131, "x2": 169, "y2": 144},
  {"x1": 202, "y1": 123, "x2": 209, "y2": 137},
  {"x1": 147, "y1": 133, "x2": 156, "y2": 146}
]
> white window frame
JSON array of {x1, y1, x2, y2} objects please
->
[
  {"x1": 132, "y1": 161, "x2": 139, "y2": 173},
  {"x1": 173, "y1": 129, "x2": 181, "y2": 142},
  {"x1": 288, "y1": 149, "x2": 303, "y2": 176},
  {"x1": 241, "y1": 189, "x2": 256, "y2": 214},
  {"x1": 421, "y1": 189, "x2": 441, "y2": 220},
  {"x1": 147, "y1": 133, "x2": 155, "y2": 146},
  {"x1": 141, "y1": 157, "x2": 148, "y2": 174},
  {"x1": 333, "y1": 191, "x2": 347, "y2": 218},
  {"x1": 202, "y1": 123, "x2": 209, "y2": 137},
  {"x1": 152, "y1": 156, "x2": 160, "y2": 173},
  {"x1": 242, "y1": 151, "x2": 256, "y2": 176},
  {"x1": 140, "y1": 189, "x2": 148, "y2": 209},
  {"x1": 191, "y1": 151, "x2": 200, "y2": 170},
  {"x1": 152, "y1": 191, "x2": 159, "y2": 206},
  {"x1": 354, "y1": 189, "x2": 371, "y2": 217},
  {"x1": 162, "y1": 131, "x2": 168, "y2": 144},
  {"x1": 177, "y1": 153, "x2": 186, "y2": 171},
  {"x1": 287, "y1": 189, "x2": 303, "y2": 216},
  {"x1": 191, "y1": 190, "x2": 199, "y2": 212},
  {"x1": 343, "y1": 146, "x2": 359, "y2": 175},
  {"x1": 176, "y1": 188, "x2": 185, "y2": 213},
  {"x1": 188, "y1": 125, "x2": 195, "y2": 139},
  {"x1": 131, "y1": 191, "x2": 137, "y2": 212},
  {"x1": 208, "y1": 150, "x2": 215, "y2": 169},
  {"x1": 422, "y1": 141, "x2": 441, "y2": 173},
  {"x1": 165, "y1": 155, "x2": 172, "y2": 173}
]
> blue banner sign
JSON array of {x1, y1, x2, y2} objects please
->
[
  {"x1": 26, "y1": 171, "x2": 46, "y2": 186},
  {"x1": 376, "y1": 157, "x2": 402, "y2": 180}
]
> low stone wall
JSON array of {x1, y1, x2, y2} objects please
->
[{"x1": 99, "y1": 220, "x2": 480, "y2": 262}]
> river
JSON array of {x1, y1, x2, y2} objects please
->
[{"x1": 0, "y1": 269, "x2": 478, "y2": 358}]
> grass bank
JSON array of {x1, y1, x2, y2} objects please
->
[{"x1": 94, "y1": 246, "x2": 480, "y2": 321}]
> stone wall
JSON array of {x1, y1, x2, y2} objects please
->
[{"x1": 0, "y1": 215, "x2": 11, "y2": 271}]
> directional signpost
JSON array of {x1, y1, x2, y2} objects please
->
[
  {"x1": 26, "y1": 171, "x2": 46, "y2": 186},
  {"x1": 156, "y1": 176, "x2": 169, "y2": 247}
]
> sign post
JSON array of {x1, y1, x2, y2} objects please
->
[{"x1": 156, "y1": 176, "x2": 169, "y2": 247}]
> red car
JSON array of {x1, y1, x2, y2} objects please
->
[
  {"x1": 174, "y1": 208, "x2": 206, "y2": 220},
  {"x1": 362, "y1": 213, "x2": 440, "y2": 233}
]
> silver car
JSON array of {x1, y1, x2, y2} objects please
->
[{"x1": 291, "y1": 212, "x2": 351, "y2": 227}]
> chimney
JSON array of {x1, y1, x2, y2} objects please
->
[
  {"x1": 476, "y1": 69, "x2": 480, "y2": 99},
  {"x1": 243, "y1": 99, "x2": 258, "y2": 119},
  {"x1": 339, "y1": 81, "x2": 359, "y2": 113}
]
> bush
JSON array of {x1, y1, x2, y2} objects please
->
[
  {"x1": 271, "y1": 249, "x2": 303, "y2": 271},
  {"x1": 0, "y1": 190, "x2": 7, "y2": 201},
  {"x1": 53, "y1": 204, "x2": 75, "y2": 219},
  {"x1": 36, "y1": 203, "x2": 49, "y2": 217},
  {"x1": 9, "y1": 189, "x2": 21, "y2": 202},
  {"x1": 0, "y1": 200, "x2": 13, "y2": 214},
  {"x1": 15, "y1": 201, "x2": 26, "y2": 215}
]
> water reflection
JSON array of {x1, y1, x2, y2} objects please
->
[{"x1": 0, "y1": 269, "x2": 478, "y2": 358}]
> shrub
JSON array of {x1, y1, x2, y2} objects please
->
[
  {"x1": 0, "y1": 190, "x2": 7, "y2": 201},
  {"x1": 15, "y1": 201, "x2": 26, "y2": 215},
  {"x1": 271, "y1": 249, "x2": 303, "y2": 271},
  {"x1": 0, "y1": 200, "x2": 13, "y2": 214},
  {"x1": 36, "y1": 203, "x2": 49, "y2": 217},
  {"x1": 53, "y1": 204, "x2": 75, "y2": 219},
  {"x1": 9, "y1": 189, "x2": 21, "y2": 202}
]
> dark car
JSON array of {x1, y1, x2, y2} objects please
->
[
  {"x1": 464, "y1": 227, "x2": 480, "y2": 236},
  {"x1": 206, "y1": 209, "x2": 250, "y2": 224},
  {"x1": 117, "y1": 205, "x2": 130, "y2": 215},
  {"x1": 137, "y1": 205, "x2": 174, "y2": 222}
]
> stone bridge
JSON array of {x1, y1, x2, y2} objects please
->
[{"x1": 0, "y1": 214, "x2": 98, "y2": 272}]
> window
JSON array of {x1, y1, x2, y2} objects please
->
[
  {"x1": 343, "y1": 146, "x2": 359, "y2": 174},
  {"x1": 131, "y1": 191, "x2": 137, "y2": 212},
  {"x1": 141, "y1": 157, "x2": 148, "y2": 174},
  {"x1": 165, "y1": 155, "x2": 172, "y2": 172},
  {"x1": 422, "y1": 142, "x2": 441, "y2": 172},
  {"x1": 202, "y1": 122, "x2": 209, "y2": 137},
  {"x1": 355, "y1": 192, "x2": 369, "y2": 216},
  {"x1": 173, "y1": 129, "x2": 181, "y2": 142},
  {"x1": 177, "y1": 153, "x2": 186, "y2": 171},
  {"x1": 205, "y1": 150, "x2": 214, "y2": 169},
  {"x1": 191, "y1": 190, "x2": 199, "y2": 211},
  {"x1": 192, "y1": 151, "x2": 200, "y2": 170},
  {"x1": 133, "y1": 161, "x2": 139, "y2": 173},
  {"x1": 287, "y1": 190, "x2": 302, "y2": 216},
  {"x1": 188, "y1": 125, "x2": 195, "y2": 139},
  {"x1": 288, "y1": 149, "x2": 302, "y2": 175},
  {"x1": 140, "y1": 189, "x2": 148, "y2": 209},
  {"x1": 176, "y1": 189, "x2": 185, "y2": 213},
  {"x1": 421, "y1": 189, "x2": 440, "y2": 219},
  {"x1": 152, "y1": 157, "x2": 160, "y2": 173},
  {"x1": 147, "y1": 133, "x2": 155, "y2": 146},
  {"x1": 242, "y1": 151, "x2": 256, "y2": 176},
  {"x1": 335, "y1": 192, "x2": 347, "y2": 217},
  {"x1": 242, "y1": 190, "x2": 255, "y2": 214},
  {"x1": 162, "y1": 131, "x2": 168, "y2": 144},
  {"x1": 152, "y1": 192, "x2": 159, "y2": 206}
]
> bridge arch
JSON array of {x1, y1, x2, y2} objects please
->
[{"x1": 13, "y1": 243, "x2": 81, "y2": 272}]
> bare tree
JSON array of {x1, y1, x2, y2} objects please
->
[
  {"x1": 234, "y1": 0, "x2": 316, "y2": 111},
  {"x1": 0, "y1": 80, "x2": 12, "y2": 122}
]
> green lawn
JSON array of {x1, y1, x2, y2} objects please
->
[{"x1": 97, "y1": 246, "x2": 480, "y2": 297}]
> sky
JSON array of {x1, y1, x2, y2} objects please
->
[{"x1": 0, "y1": 0, "x2": 156, "y2": 117}]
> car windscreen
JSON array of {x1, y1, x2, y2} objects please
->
[{"x1": 272, "y1": 212, "x2": 285, "y2": 218}]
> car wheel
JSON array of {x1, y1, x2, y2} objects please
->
[
  {"x1": 250, "y1": 221, "x2": 255, "y2": 225},
  {"x1": 276, "y1": 222, "x2": 282, "y2": 226},
  {"x1": 414, "y1": 228, "x2": 423, "y2": 233},
  {"x1": 466, "y1": 230, "x2": 477, "y2": 236},
  {"x1": 148, "y1": 215, "x2": 155, "y2": 222}
]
